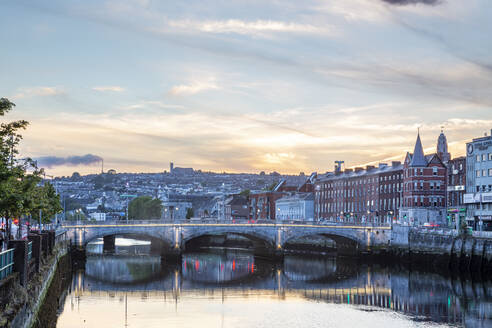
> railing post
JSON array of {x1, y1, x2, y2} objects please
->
[
  {"x1": 28, "y1": 233, "x2": 42, "y2": 272},
  {"x1": 7, "y1": 240, "x2": 28, "y2": 286}
]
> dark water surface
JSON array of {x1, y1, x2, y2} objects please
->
[{"x1": 55, "y1": 238, "x2": 492, "y2": 327}]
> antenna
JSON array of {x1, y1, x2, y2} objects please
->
[{"x1": 101, "y1": 158, "x2": 104, "y2": 174}]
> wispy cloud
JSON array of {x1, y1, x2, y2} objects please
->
[
  {"x1": 168, "y1": 19, "x2": 334, "y2": 37},
  {"x1": 13, "y1": 86, "x2": 64, "y2": 99},
  {"x1": 381, "y1": 0, "x2": 442, "y2": 5},
  {"x1": 169, "y1": 78, "x2": 219, "y2": 95},
  {"x1": 92, "y1": 86, "x2": 125, "y2": 92},
  {"x1": 121, "y1": 100, "x2": 186, "y2": 110}
]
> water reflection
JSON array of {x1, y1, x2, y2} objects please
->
[
  {"x1": 57, "y1": 241, "x2": 492, "y2": 327},
  {"x1": 182, "y1": 251, "x2": 256, "y2": 284}
]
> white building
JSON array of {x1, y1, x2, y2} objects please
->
[
  {"x1": 89, "y1": 212, "x2": 106, "y2": 221},
  {"x1": 465, "y1": 130, "x2": 492, "y2": 231},
  {"x1": 275, "y1": 193, "x2": 314, "y2": 222}
]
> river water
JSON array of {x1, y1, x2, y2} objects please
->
[{"x1": 55, "y1": 238, "x2": 492, "y2": 327}]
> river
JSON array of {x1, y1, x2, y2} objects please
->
[{"x1": 54, "y1": 238, "x2": 492, "y2": 327}]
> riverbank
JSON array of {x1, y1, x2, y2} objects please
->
[{"x1": 0, "y1": 243, "x2": 70, "y2": 328}]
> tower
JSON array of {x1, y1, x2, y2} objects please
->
[
  {"x1": 437, "y1": 128, "x2": 450, "y2": 164},
  {"x1": 170, "y1": 162, "x2": 174, "y2": 174}
]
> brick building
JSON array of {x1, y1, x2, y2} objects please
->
[
  {"x1": 249, "y1": 173, "x2": 316, "y2": 220},
  {"x1": 315, "y1": 162, "x2": 403, "y2": 223},
  {"x1": 400, "y1": 133, "x2": 447, "y2": 225}
]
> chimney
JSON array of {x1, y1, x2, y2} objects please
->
[
  {"x1": 392, "y1": 161, "x2": 401, "y2": 167},
  {"x1": 344, "y1": 169, "x2": 353, "y2": 174},
  {"x1": 366, "y1": 165, "x2": 375, "y2": 171},
  {"x1": 354, "y1": 167, "x2": 364, "y2": 172},
  {"x1": 378, "y1": 163, "x2": 388, "y2": 168}
]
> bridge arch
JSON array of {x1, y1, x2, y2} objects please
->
[
  {"x1": 282, "y1": 231, "x2": 364, "y2": 256},
  {"x1": 181, "y1": 227, "x2": 276, "y2": 251},
  {"x1": 76, "y1": 227, "x2": 173, "y2": 249}
]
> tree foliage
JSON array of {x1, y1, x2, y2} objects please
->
[
  {"x1": 239, "y1": 189, "x2": 250, "y2": 197},
  {"x1": 0, "y1": 98, "x2": 62, "y2": 240},
  {"x1": 128, "y1": 196, "x2": 162, "y2": 220}
]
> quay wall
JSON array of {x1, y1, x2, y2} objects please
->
[
  {"x1": 0, "y1": 230, "x2": 69, "y2": 328},
  {"x1": 390, "y1": 226, "x2": 492, "y2": 271}
]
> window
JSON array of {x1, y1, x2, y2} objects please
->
[
  {"x1": 483, "y1": 154, "x2": 487, "y2": 161},
  {"x1": 489, "y1": 153, "x2": 492, "y2": 161},
  {"x1": 433, "y1": 167, "x2": 437, "y2": 176},
  {"x1": 477, "y1": 155, "x2": 481, "y2": 162},
  {"x1": 484, "y1": 169, "x2": 487, "y2": 177},
  {"x1": 489, "y1": 169, "x2": 492, "y2": 176},
  {"x1": 477, "y1": 170, "x2": 481, "y2": 177}
]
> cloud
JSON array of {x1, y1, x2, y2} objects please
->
[
  {"x1": 169, "y1": 79, "x2": 219, "y2": 95},
  {"x1": 167, "y1": 19, "x2": 333, "y2": 37},
  {"x1": 35, "y1": 154, "x2": 103, "y2": 168},
  {"x1": 121, "y1": 100, "x2": 185, "y2": 110},
  {"x1": 381, "y1": 0, "x2": 442, "y2": 5},
  {"x1": 92, "y1": 86, "x2": 125, "y2": 92},
  {"x1": 13, "y1": 86, "x2": 64, "y2": 99}
]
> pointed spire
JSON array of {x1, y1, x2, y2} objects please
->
[{"x1": 410, "y1": 132, "x2": 427, "y2": 167}]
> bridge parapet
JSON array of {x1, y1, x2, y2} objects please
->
[{"x1": 62, "y1": 221, "x2": 392, "y2": 256}]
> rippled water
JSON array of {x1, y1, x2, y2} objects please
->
[{"x1": 55, "y1": 238, "x2": 492, "y2": 327}]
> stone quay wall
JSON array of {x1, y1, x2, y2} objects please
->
[{"x1": 390, "y1": 225, "x2": 492, "y2": 272}]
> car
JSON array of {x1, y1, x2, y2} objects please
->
[{"x1": 423, "y1": 222, "x2": 440, "y2": 227}]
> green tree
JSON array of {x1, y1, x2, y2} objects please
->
[
  {"x1": 0, "y1": 98, "x2": 62, "y2": 241},
  {"x1": 239, "y1": 189, "x2": 250, "y2": 197},
  {"x1": 266, "y1": 181, "x2": 279, "y2": 191},
  {"x1": 128, "y1": 196, "x2": 162, "y2": 220}
]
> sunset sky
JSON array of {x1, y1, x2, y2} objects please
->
[{"x1": 1, "y1": 0, "x2": 491, "y2": 176}]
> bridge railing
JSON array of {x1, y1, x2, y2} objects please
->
[
  {"x1": 0, "y1": 248, "x2": 14, "y2": 280},
  {"x1": 472, "y1": 231, "x2": 492, "y2": 239},
  {"x1": 61, "y1": 219, "x2": 174, "y2": 226},
  {"x1": 60, "y1": 219, "x2": 391, "y2": 228},
  {"x1": 55, "y1": 229, "x2": 68, "y2": 243}
]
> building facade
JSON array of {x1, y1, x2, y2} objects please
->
[
  {"x1": 275, "y1": 193, "x2": 314, "y2": 222},
  {"x1": 249, "y1": 191, "x2": 287, "y2": 220},
  {"x1": 447, "y1": 156, "x2": 466, "y2": 229},
  {"x1": 315, "y1": 162, "x2": 403, "y2": 223},
  {"x1": 162, "y1": 201, "x2": 193, "y2": 220},
  {"x1": 465, "y1": 131, "x2": 492, "y2": 231},
  {"x1": 224, "y1": 195, "x2": 249, "y2": 220},
  {"x1": 400, "y1": 134, "x2": 447, "y2": 226},
  {"x1": 249, "y1": 174, "x2": 316, "y2": 221}
]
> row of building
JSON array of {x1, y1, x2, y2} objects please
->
[{"x1": 223, "y1": 129, "x2": 491, "y2": 231}]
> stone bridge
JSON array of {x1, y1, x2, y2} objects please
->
[{"x1": 63, "y1": 221, "x2": 391, "y2": 258}]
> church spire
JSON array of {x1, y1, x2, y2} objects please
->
[
  {"x1": 437, "y1": 127, "x2": 450, "y2": 163},
  {"x1": 410, "y1": 132, "x2": 427, "y2": 167}
]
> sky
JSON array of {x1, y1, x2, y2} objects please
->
[{"x1": 1, "y1": 0, "x2": 491, "y2": 176}]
